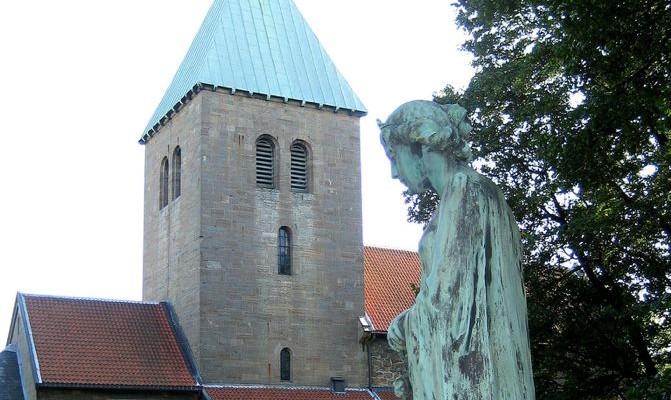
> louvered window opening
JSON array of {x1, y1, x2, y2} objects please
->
[
  {"x1": 290, "y1": 143, "x2": 308, "y2": 192},
  {"x1": 256, "y1": 139, "x2": 274, "y2": 188}
]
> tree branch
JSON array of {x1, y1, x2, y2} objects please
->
[{"x1": 551, "y1": 194, "x2": 658, "y2": 377}]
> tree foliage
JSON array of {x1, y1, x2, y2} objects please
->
[{"x1": 405, "y1": 0, "x2": 671, "y2": 397}]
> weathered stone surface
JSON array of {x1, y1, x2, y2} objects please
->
[
  {"x1": 143, "y1": 90, "x2": 366, "y2": 386},
  {"x1": 369, "y1": 337, "x2": 406, "y2": 387}
]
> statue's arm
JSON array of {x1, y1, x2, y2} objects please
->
[
  {"x1": 387, "y1": 309, "x2": 412, "y2": 400},
  {"x1": 388, "y1": 308, "x2": 409, "y2": 354}
]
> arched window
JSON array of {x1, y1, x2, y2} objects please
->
[
  {"x1": 256, "y1": 137, "x2": 275, "y2": 188},
  {"x1": 159, "y1": 157, "x2": 169, "y2": 209},
  {"x1": 290, "y1": 141, "x2": 308, "y2": 192},
  {"x1": 280, "y1": 348, "x2": 291, "y2": 381},
  {"x1": 278, "y1": 227, "x2": 291, "y2": 275},
  {"x1": 172, "y1": 146, "x2": 181, "y2": 200}
]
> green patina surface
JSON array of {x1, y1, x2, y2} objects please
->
[
  {"x1": 380, "y1": 100, "x2": 535, "y2": 399},
  {"x1": 142, "y1": 0, "x2": 366, "y2": 143}
]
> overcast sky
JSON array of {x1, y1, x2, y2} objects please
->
[{"x1": 0, "y1": 0, "x2": 472, "y2": 339}]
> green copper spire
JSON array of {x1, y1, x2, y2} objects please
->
[{"x1": 140, "y1": 0, "x2": 367, "y2": 143}]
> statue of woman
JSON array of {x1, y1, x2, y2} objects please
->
[{"x1": 379, "y1": 100, "x2": 535, "y2": 399}]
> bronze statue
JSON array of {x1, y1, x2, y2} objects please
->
[{"x1": 379, "y1": 100, "x2": 535, "y2": 399}]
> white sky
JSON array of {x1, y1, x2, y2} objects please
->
[{"x1": 0, "y1": 0, "x2": 472, "y2": 340}]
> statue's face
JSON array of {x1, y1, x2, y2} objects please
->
[{"x1": 389, "y1": 143, "x2": 427, "y2": 195}]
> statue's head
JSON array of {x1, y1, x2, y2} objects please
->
[{"x1": 378, "y1": 100, "x2": 472, "y2": 164}]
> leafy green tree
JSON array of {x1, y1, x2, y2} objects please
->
[{"x1": 405, "y1": 0, "x2": 670, "y2": 397}]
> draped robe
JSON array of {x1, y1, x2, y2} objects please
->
[{"x1": 388, "y1": 168, "x2": 535, "y2": 399}]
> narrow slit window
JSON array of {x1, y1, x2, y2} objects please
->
[
  {"x1": 280, "y1": 348, "x2": 291, "y2": 381},
  {"x1": 160, "y1": 157, "x2": 169, "y2": 209},
  {"x1": 290, "y1": 142, "x2": 308, "y2": 192},
  {"x1": 172, "y1": 146, "x2": 181, "y2": 200},
  {"x1": 278, "y1": 227, "x2": 291, "y2": 275},
  {"x1": 256, "y1": 137, "x2": 275, "y2": 188}
]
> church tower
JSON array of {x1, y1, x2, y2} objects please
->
[{"x1": 140, "y1": 0, "x2": 367, "y2": 387}]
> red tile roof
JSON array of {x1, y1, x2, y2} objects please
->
[
  {"x1": 206, "y1": 386, "x2": 375, "y2": 400},
  {"x1": 374, "y1": 389, "x2": 401, "y2": 400},
  {"x1": 363, "y1": 246, "x2": 421, "y2": 333},
  {"x1": 13, "y1": 246, "x2": 419, "y2": 390},
  {"x1": 22, "y1": 294, "x2": 197, "y2": 389}
]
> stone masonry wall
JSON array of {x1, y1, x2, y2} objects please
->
[
  {"x1": 143, "y1": 89, "x2": 366, "y2": 387},
  {"x1": 143, "y1": 95, "x2": 204, "y2": 361},
  {"x1": 196, "y1": 90, "x2": 366, "y2": 386},
  {"x1": 369, "y1": 336, "x2": 405, "y2": 387}
]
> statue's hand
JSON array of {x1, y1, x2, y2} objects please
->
[
  {"x1": 389, "y1": 309, "x2": 412, "y2": 399},
  {"x1": 393, "y1": 373, "x2": 413, "y2": 400},
  {"x1": 388, "y1": 309, "x2": 409, "y2": 354}
]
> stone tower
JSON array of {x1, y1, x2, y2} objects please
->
[{"x1": 140, "y1": 0, "x2": 367, "y2": 387}]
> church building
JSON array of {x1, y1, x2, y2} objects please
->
[{"x1": 1, "y1": 1, "x2": 421, "y2": 399}]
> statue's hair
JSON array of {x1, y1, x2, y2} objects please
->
[{"x1": 378, "y1": 100, "x2": 472, "y2": 163}]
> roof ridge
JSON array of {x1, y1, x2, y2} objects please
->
[
  {"x1": 162, "y1": 302, "x2": 204, "y2": 386},
  {"x1": 15, "y1": 293, "x2": 42, "y2": 385},
  {"x1": 205, "y1": 383, "x2": 369, "y2": 391},
  {"x1": 18, "y1": 292, "x2": 157, "y2": 305},
  {"x1": 363, "y1": 245, "x2": 418, "y2": 253}
]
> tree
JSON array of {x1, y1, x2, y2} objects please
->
[{"x1": 405, "y1": 0, "x2": 671, "y2": 397}]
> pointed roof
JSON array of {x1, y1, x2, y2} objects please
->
[
  {"x1": 15, "y1": 294, "x2": 199, "y2": 391},
  {"x1": 141, "y1": 0, "x2": 366, "y2": 143}
]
